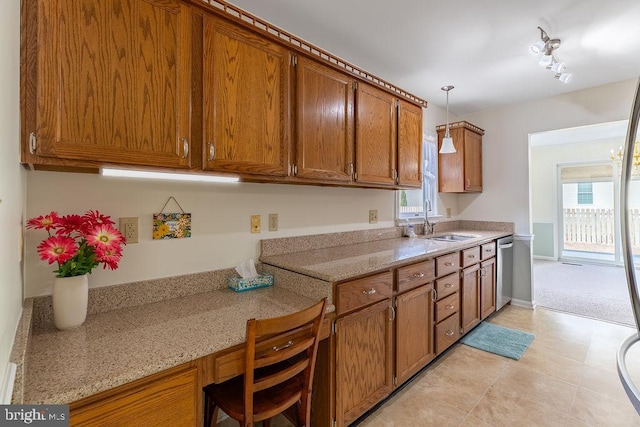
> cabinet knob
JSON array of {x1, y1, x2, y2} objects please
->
[
  {"x1": 413, "y1": 272, "x2": 425, "y2": 278},
  {"x1": 362, "y1": 288, "x2": 377, "y2": 295},
  {"x1": 182, "y1": 138, "x2": 189, "y2": 159},
  {"x1": 208, "y1": 142, "x2": 215, "y2": 161}
]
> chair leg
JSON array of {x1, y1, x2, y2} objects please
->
[
  {"x1": 262, "y1": 419, "x2": 271, "y2": 427},
  {"x1": 204, "y1": 394, "x2": 218, "y2": 427},
  {"x1": 211, "y1": 406, "x2": 219, "y2": 427}
]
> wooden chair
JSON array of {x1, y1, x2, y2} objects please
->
[{"x1": 204, "y1": 298, "x2": 327, "y2": 427}]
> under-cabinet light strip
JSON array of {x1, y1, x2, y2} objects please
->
[{"x1": 101, "y1": 168, "x2": 239, "y2": 183}]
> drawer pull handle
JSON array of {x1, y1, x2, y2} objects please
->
[
  {"x1": 444, "y1": 262, "x2": 454, "y2": 266},
  {"x1": 413, "y1": 272, "x2": 425, "y2": 278},
  {"x1": 468, "y1": 254, "x2": 476, "y2": 259},
  {"x1": 445, "y1": 330, "x2": 455, "y2": 337},
  {"x1": 362, "y1": 288, "x2": 377, "y2": 295},
  {"x1": 444, "y1": 283, "x2": 453, "y2": 288},
  {"x1": 445, "y1": 304, "x2": 454, "y2": 310},
  {"x1": 485, "y1": 249, "x2": 493, "y2": 252},
  {"x1": 272, "y1": 340, "x2": 293, "y2": 352}
]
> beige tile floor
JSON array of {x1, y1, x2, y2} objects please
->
[{"x1": 219, "y1": 305, "x2": 640, "y2": 426}]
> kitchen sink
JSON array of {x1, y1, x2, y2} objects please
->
[{"x1": 424, "y1": 234, "x2": 475, "y2": 242}]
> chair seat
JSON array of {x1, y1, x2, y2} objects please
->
[{"x1": 205, "y1": 374, "x2": 302, "y2": 423}]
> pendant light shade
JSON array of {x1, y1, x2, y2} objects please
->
[{"x1": 439, "y1": 85, "x2": 456, "y2": 154}]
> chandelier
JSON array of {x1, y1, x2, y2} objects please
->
[{"x1": 611, "y1": 142, "x2": 640, "y2": 169}]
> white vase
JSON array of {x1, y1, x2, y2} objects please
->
[{"x1": 52, "y1": 274, "x2": 88, "y2": 330}]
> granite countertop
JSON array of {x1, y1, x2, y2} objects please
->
[
  {"x1": 24, "y1": 286, "x2": 320, "y2": 405},
  {"x1": 260, "y1": 230, "x2": 511, "y2": 282}
]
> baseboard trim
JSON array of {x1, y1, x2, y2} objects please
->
[
  {"x1": 510, "y1": 298, "x2": 534, "y2": 309},
  {"x1": 1, "y1": 362, "x2": 17, "y2": 404}
]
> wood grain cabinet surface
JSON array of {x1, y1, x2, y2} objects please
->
[
  {"x1": 437, "y1": 121, "x2": 485, "y2": 193},
  {"x1": 294, "y1": 56, "x2": 354, "y2": 182},
  {"x1": 396, "y1": 100, "x2": 423, "y2": 188},
  {"x1": 480, "y1": 256, "x2": 497, "y2": 319},
  {"x1": 395, "y1": 283, "x2": 435, "y2": 386},
  {"x1": 202, "y1": 14, "x2": 290, "y2": 177},
  {"x1": 23, "y1": 0, "x2": 193, "y2": 168}
]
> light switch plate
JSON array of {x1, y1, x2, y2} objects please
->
[{"x1": 268, "y1": 214, "x2": 278, "y2": 231}]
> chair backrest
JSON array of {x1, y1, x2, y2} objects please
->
[{"x1": 244, "y1": 297, "x2": 327, "y2": 425}]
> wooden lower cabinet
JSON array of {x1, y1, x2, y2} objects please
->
[
  {"x1": 435, "y1": 311, "x2": 461, "y2": 354},
  {"x1": 70, "y1": 365, "x2": 197, "y2": 426},
  {"x1": 395, "y1": 284, "x2": 435, "y2": 385},
  {"x1": 336, "y1": 299, "x2": 393, "y2": 426},
  {"x1": 461, "y1": 264, "x2": 481, "y2": 334},
  {"x1": 480, "y1": 257, "x2": 497, "y2": 319}
]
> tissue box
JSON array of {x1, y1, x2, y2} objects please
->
[{"x1": 228, "y1": 273, "x2": 274, "y2": 292}]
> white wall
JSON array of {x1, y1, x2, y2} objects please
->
[
  {"x1": 0, "y1": 0, "x2": 24, "y2": 402},
  {"x1": 25, "y1": 172, "x2": 396, "y2": 297}
]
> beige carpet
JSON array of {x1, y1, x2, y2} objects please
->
[{"x1": 533, "y1": 259, "x2": 636, "y2": 326}]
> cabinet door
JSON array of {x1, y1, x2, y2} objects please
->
[
  {"x1": 355, "y1": 83, "x2": 396, "y2": 186},
  {"x1": 202, "y1": 16, "x2": 290, "y2": 176},
  {"x1": 480, "y1": 257, "x2": 496, "y2": 319},
  {"x1": 395, "y1": 285, "x2": 435, "y2": 385},
  {"x1": 437, "y1": 126, "x2": 465, "y2": 193},
  {"x1": 336, "y1": 299, "x2": 393, "y2": 426},
  {"x1": 70, "y1": 366, "x2": 197, "y2": 426},
  {"x1": 461, "y1": 264, "x2": 481, "y2": 333},
  {"x1": 397, "y1": 100, "x2": 423, "y2": 188},
  {"x1": 463, "y1": 128, "x2": 483, "y2": 191},
  {"x1": 295, "y1": 56, "x2": 353, "y2": 182},
  {"x1": 31, "y1": 0, "x2": 192, "y2": 168}
]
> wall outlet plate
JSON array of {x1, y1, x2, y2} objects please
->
[
  {"x1": 251, "y1": 215, "x2": 261, "y2": 233},
  {"x1": 119, "y1": 217, "x2": 139, "y2": 243},
  {"x1": 369, "y1": 210, "x2": 378, "y2": 224},
  {"x1": 268, "y1": 213, "x2": 278, "y2": 231}
]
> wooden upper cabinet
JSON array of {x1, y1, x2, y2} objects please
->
[
  {"x1": 397, "y1": 100, "x2": 423, "y2": 188},
  {"x1": 27, "y1": 0, "x2": 192, "y2": 168},
  {"x1": 437, "y1": 121, "x2": 484, "y2": 193},
  {"x1": 202, "y1": 15, "x2": 290, "y2": 176},
  {"x1": 294, "y1": 56, "x2": 354, "y2": 182},
  {"x1": 355, "y1": 82, "x2": 397, "y2": 186}
]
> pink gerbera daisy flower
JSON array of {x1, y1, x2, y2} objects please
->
[
  {"x1": 56, "y1": 214, "x2": 85, "y2": 236},
  {"x1": 37, "y1": 235, "x2": 77, "y2": 265},
  {"x1": 86, "y1": 224, "x2": 125, "y2": 250},
  {"x1": 26, "y1": 212, "x2": 60, "y2": 231},
  {"x1": 96, "y1": 246, "x2": 123, "y2": 270},
  {"x1": 82, "y1": 210, "x2": 115, "y2": 226}
]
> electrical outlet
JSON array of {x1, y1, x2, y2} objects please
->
[
  {"x1": 268, "y1": 213, "x2": 278, "y2": 231},
  {"x1": 251, "y1": 215, "x2": 261, "y2": 233},
  {"x1": 369, "y1": 210, "x2": 378, "y2": 224},
  {"x1": 119, "y1": 217, "x2": 139, "y2": 243}
]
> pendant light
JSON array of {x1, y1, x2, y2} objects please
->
[{"x1": 439, "y1": 85, "x2": 456, "y2": 154}]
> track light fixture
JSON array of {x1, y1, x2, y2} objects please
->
[{"x1": 530, "y1": 26, "x2": 572, "y2": 84}]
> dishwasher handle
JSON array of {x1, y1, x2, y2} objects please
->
[{"x1": 498, "y1": 243, "x2": 513, "y2": 249}]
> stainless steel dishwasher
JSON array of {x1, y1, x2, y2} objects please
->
[{"x1": 496, "y1": 236, "x2": 513, "y2": 310}]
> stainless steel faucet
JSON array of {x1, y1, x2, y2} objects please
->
[{"x1": 424, "y1": 199, "x2": 435, "y2": 235}]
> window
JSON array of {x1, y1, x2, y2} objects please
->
[
  {"x1": 577, "y1": 182, "x2": 593, "y2": 205},
  {"x1": 396, "y1": 130, "x2": 438, "y2": 220}
]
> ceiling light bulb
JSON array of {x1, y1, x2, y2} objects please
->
[
  {"x1": 551, "y1": 62, "x2": 566, "y2": 73},
  {"x1": 530, "y1": 40, "x2": 545, "y2": 54},
  {"x1": 538, "y1": 54, "x2": 553, "y2": 66},
  {"x1": 556, "y1": 73, "x2": 572, "y2": 83}
]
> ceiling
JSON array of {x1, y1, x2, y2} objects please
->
[{"x1": 223, "y1": 0, "x2": 640, "y2": 115}]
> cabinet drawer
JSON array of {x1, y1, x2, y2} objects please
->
[
  {"x1": 397, "y1": 259, "x2": 435, "y2": 293},
  {"x1": 481, "y1": 242, "x2": 496, "y2": 260},
  {"x1": 337, "y1": 271, "x2": 393, "y2": 314},
  {"x1": 462, "y1": 246, "x2": 481, "y2": 268},
  {"x1": 435, "y1": 273, "x2": 459, "y2": 300},
  {"x1": 435, "y1": 292, "x2": 459, "y2": 323},
  {"x1": 436, "y1": 252, "x2": 460, "y2": 277},
  {"x1": 435, "y1": 312, "x2": 460, "y2": 354}
]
